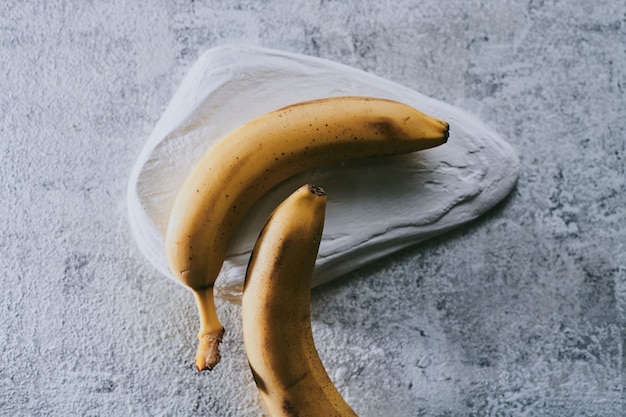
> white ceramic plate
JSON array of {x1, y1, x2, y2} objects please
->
[{"x1": 127, "y1": 44, "x2": 519, "y2": 301}]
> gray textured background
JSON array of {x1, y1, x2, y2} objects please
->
[{"x1": 1, "y1": 1, "x2": 624, "y2": 416}]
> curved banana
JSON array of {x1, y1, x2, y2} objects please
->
[
  {"x1": 165, "y1": 96, "x2": 449, "y2": 370},
  {"x1": 242, "y1": 184, "x2": 357, "y2": 417}
]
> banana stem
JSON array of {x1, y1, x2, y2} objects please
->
[{"x1": 192, "y1": 287, "x2": 225, "y2": 371}]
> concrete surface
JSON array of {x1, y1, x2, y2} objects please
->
[{"x1": 1, "y1": 1, "x2": 624, "y2": 416}]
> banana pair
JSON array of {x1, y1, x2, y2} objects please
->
[{"x1": 165, "y1": 96, "x2": 449, "y2": 415}]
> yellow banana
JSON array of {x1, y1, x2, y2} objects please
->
[
  {"x1": 242, "y1": 184, "x2": 357, "y2": 417},
  {"x1": 165, "y1": 96, "x2": 449, "y2": 371}
]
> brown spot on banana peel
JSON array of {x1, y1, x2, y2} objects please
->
[
  {"x1": 367, "y1": 117, "x2": 449, "y2": 149},
  {"x1": 282, "y1": 398, "x2": 300, "y2": 417},
  {"x1": 366, "y1": 116, "x2": 406, "y2": 139}
]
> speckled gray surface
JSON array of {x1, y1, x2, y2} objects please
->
[{"x1": 1, "y1": 1, "x2": 624, "y2": 416}]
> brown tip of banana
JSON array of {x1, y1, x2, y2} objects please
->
[
  {"x1": 442, "y1": 122, "x2": 450, "y2": 143},
  {"x1": 307, "y1": 184, "x2": 326, "y2": 196},
  {"x1": 194, "y1": 327, "x2": 225, "y2": 371}
]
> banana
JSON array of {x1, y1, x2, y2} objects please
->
[
  {"x1": 242, "y1": 184, "x2": 357, "y2": 417},
  {"x1": 165, "y1": 96, "x2": 449, "y2": 371}
]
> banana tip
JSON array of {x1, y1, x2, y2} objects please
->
[
  {"x1": 194, "y1": 328, "x2": 225, "y2": 372},
  {"x1": 307, "y1": 184, "x2": 326, "y2": 196},
  {"x1": 442, "y1": 122, "x2": 450, "y2": 143}
]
